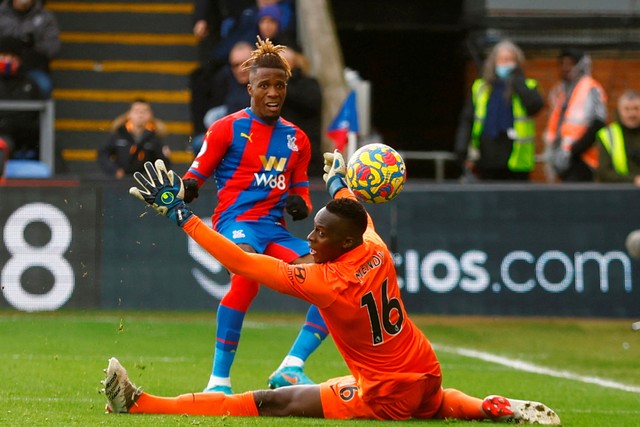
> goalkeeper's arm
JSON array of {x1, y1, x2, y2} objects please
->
[
  {"x1": 322, "y1": 150, "x2": 358, "y2": 203},
  {"x1": 323, "y1": 150, "x2": 349, "y2": 199},
  {"x1": 181, "y1": 215, "x2": 288, "y2": 289},
  {"x1": 322, "y1": 151, "x2": 373, "y2": 229},
  {"x1": 129, "y1": 160, "x2": 290, "y2": 291}
]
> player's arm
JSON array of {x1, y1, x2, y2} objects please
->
[
  {"x1": 323, "y1": 150, "x2": 375, "y2": 231},
  {"x1": 182, "y1": 120, "x2": 231, "y2": 202},
  {"x1": 184, "y1": 216, "x2": 335, "y2": 306},
  {"x1": 286, "y1": 131, "x2": 312, "y2": 221},
  {"x1": 183, "y1": 216, "x2": 287, "y2": 287},
  {"x1": 186, "y1": 213, "x2": 332, "y2": 305}
]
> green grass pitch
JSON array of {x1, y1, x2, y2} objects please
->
[{"x1": 1, "y1": 310, "x2": 639, "y2": 426}]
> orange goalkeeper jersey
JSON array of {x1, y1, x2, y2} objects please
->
[{"x1": 182, "y1": 188, "x2": 441, "y2": 402}]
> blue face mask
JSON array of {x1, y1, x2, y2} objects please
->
[{"x1": 495, "y1": 64, "x2": 516, "y2": 79}]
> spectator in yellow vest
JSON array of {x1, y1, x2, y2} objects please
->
[
  {"x1": 596, "y1": 89, "x2": 640, "y2": 184},
  {"x1": 455, "y1": 40, "x2": 543, "y2": 182}
]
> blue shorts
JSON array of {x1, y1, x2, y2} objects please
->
[{"x1": 215, "y1": 220, "x2": 309, "y2": 262}]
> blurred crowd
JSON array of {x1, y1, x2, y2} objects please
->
[
  {"x1": 2, "y1": 0, "x2": 640, "y2": 187},
  {"x1": 455, "y1": 41, "x2": 640, "y2": 185},
  {"x1": 0, "y1": 0, "x2": 60, "y2": 177}
]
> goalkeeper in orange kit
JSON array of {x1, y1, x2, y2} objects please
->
[{"x1": 103, "y1": 153, "x2": 561, "y2": 424}]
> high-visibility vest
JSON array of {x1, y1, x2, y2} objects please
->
[
  {"x1": 597, "y1": 122, "x2": 628, "y2": 176},
  {"x1": 544, "y1": 76, "x2": 606, "y2": 169},
  {"x1": 470, "y1": 78, "x2": 537, "y2": 172}
]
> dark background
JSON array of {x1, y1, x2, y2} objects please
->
[{"x1": 330, "y1": 1, "x2": 467, "y2": 164}]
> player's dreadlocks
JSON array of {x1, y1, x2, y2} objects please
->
[{"x1": 241, "y1": 36, "x2": 292, "y2": 79}]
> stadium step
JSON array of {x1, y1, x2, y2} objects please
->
[{"x1": 47, "y1": 0, "x2": 199, "y2": 176}]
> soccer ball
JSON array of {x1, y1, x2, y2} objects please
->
[{"x1": 346, "y1": 143, "x2": 406, "y2": 203}]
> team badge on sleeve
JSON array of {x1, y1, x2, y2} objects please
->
[{"x1": 286, "y1": 265, "x2": 307, "y2": 284}]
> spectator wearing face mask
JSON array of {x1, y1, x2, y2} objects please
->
[
  {"x1": 0, "y1": 35, "x2": 45, "y2": 173},
  {"x1": 455, "y1": 40, "x2": 544, "y2": 182}
]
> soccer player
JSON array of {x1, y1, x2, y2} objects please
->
[
  {"x1": 110, "y1": 155, "x2": 562, "y2": 425},
  {"x1": 181, "y1": 36, "x2": 328, "y2": 393}
]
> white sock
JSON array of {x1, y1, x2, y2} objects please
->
[
  {"x1": 205, "y1": 375, "x2": 231, "y2": 389},
  {"x1": 278, "y1": 355, "x2": 304, "y2": 370}
]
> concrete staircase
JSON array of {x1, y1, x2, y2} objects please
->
[{"x1": 47, "y1": 0, "x2": 198, "y2": 177}]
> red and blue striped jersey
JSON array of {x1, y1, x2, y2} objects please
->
[{"x1": 184, "y1": 108, "x2": 312, "y2": 225}]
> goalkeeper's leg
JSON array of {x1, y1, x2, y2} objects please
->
[
  {"x1": 435, "y1": 389, "x2": 561, "y2": 424},
  {"x1": 204, "y1": 274, "x2": 259, "y2": 393},
  {"x1": 129, "y1": 386, "x2": 324, "y2": 417},
  {"x1": 104, "y1": 357, "x2": 324, "y2": 417}
]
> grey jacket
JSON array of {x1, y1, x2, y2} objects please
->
[{"x1": 0, "y1": 0, "x2": 61, "y2": 70}]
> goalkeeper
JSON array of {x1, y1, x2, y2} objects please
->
[{"x1": 103, "y1": 153, "x2": 561, "y2": 425}]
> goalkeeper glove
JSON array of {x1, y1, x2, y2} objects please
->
[
  {"x1": 183, "y1": 178, "x2": 200, "y2": 203},
  {"x1": 323, "y1": 150, "x2": 348, "y2": 198},
  {"x1": 285, "y1": 194, "x2": 309, "y2": 221},
  {"x1": 129, "y1": 159, "x2": 194, "y2": 227}
]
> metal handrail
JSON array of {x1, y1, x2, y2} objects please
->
[
  {"x1": 0, "y1": 100, "x2": 55, "y2": 173},
  {"x1": 398, "y1": 150, "x2": 457, "y2": 182}
]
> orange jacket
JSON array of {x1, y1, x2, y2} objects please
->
[{"x1": 545, "y1": 76, "x2": 606, "y2": 169}]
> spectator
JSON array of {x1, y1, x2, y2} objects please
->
[
  {"x1": 455, "y1": 40, "x2": 543, "y2": 181},
  {"x1": 191, "y1": 0, "x2": 221, "y2": 66},
  {"x1": 280, "y1": 46, "x2": 322, "y2": 176},
  {"x1": 0, "y1": 35, "x2": 44, "y2": 166},
  {"x1": 543, "y1": 47, "x2": 607, "y2": 182},
  {"x1": 267, "y1": 0, "x2": 295, "y2": 37},
  {"x1": 209, "y1": 0, "x2": 295, "y2": 65},
  {"x1": 191, "y1": 0, "x2": 254, "y2": 67},
  {"x1": 0, "y1": 0, "x2": 61, "y2": 98},
  {"x1": 190, "y1": 41, "x2": 252, "y2": 153},
  {"x1": 256, "y1": 4, "x2": 296, "y2": 49},
  {"x1": 98, "y1": 99, "x2": 171, "y2": 179},
  {"x1": 596, "y1": 89, "x2": 640, "y2": 184}
]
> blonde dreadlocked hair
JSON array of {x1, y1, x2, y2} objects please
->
[{"x1": 241, "y1": 36, "x2": 292, "y2": 79}]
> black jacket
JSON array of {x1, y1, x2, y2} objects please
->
[
  {"x1": 281, "y1": 68, "x2": 322, "y2": 176},
  {"x1": 0, "y1": 72, "x2": 43, "y2": 153},
  {"x1": 98, "y1": 124, "x2": 170, "y2": 176}
]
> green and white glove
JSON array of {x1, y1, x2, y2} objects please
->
[
  {"x1": 129, "y1": 159, "x2": 194, "y2": 226},
  {"x1": 322, "y1": 150, "x2": 348, "y2": 198}
]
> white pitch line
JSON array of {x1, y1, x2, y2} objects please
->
[
  {"x1": 3, "y1": 396, "x2": 95, "y2": 403},
  {"x1": 434, "y1": 344, "x2": 640, "y2": 394},
  {"x1": 5, "y1": 353, "x2": 193, "y2": 363}
]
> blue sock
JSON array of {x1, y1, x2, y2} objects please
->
[
  {"x1": 288, "y1": 305, "x2": 329, "y2": 361},
  {"x1": 212, "y1": 305, "x2": 245, "y2": 378}
]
